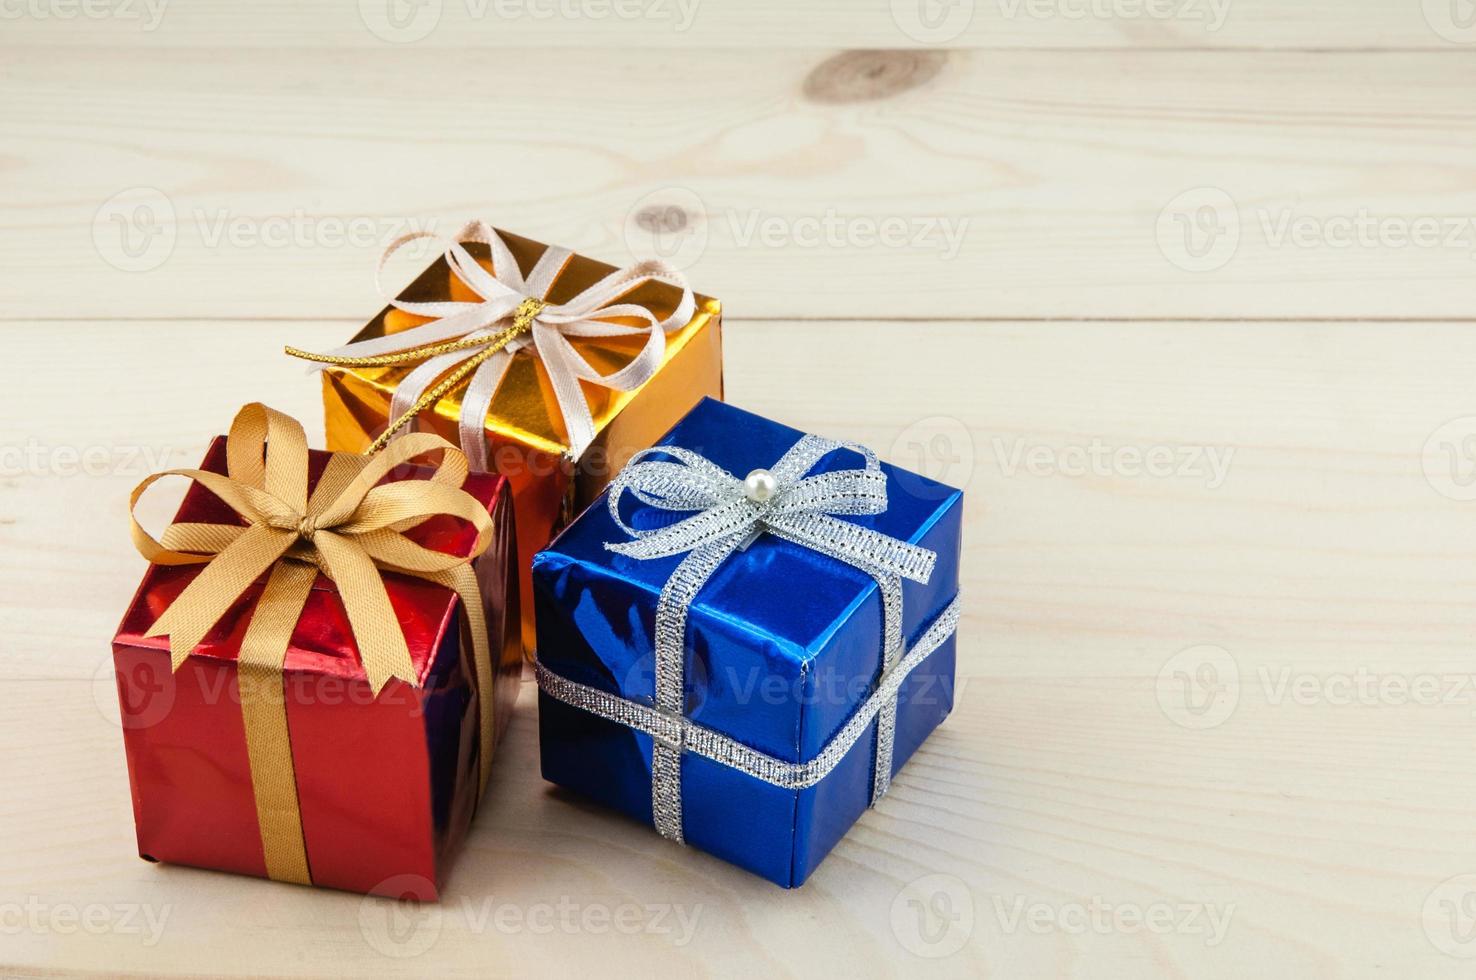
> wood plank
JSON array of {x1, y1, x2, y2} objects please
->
[
  {"x1": 4, "y1": 318, "x2": 1476, "y2": 976},
  {"x1": 1, "y1": 0, "x2": 1468, "y2": 51},
  {"x1": 6, "y1": 48, "x2": 1476, "y2": 322}
]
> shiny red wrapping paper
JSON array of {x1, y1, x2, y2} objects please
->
[{"x1": 111, "y1": 437, "x2": 521, "y2": 899}]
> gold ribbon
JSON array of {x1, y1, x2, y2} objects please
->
[
  {"x1": 129, "y1": 403, "x2": 502, "y2": 885},
  {"x1": 285, "y1": 296, "x2": 545, "y2": 456}
]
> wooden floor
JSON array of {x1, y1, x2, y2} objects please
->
[{"x1": 5, "y1": 4, "x2": 1476, "y2": 977}]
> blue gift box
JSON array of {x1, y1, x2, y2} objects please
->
[{"x1": 533, "y1": 398, "x2": 962, "y2": 887}]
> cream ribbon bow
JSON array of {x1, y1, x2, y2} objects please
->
[{"x1": 289, "y1": 220, "x2": 696, "y2": 467}]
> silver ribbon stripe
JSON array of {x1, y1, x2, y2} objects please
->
[
  {"x1": 535, "y1": 434, "x2": 953, "y2": 845},
  {"x1": 306, "y1": 220, "x2": 697, "y2": 465},
  {"x1": 536, "y1": 597, "x2": 960, "y2": 792}
]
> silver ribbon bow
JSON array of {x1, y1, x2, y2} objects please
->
[
  {"x1": 539, "y1": 433, "x2": 948, "y2": 846},
  {"x1": 307, "y1": 220, "x2": 697, "y2": 466}
]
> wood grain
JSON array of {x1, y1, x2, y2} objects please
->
[
  {"x1": 4, "y1": 319, "x2": 1476, "y2": 977},
  {"x1": 5, "y1": 48, "x2": 1476, "y2": 322},
  {"x1": 2, "y1": 0, "x2": 1469, "y2": 51},
  {"x1": 6, "y1": 6, "x2": 1475, "y2": 974}
]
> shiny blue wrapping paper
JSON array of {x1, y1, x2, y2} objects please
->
[{"x1": 534, "y1": 398, "x2": 963, "y2": 887}]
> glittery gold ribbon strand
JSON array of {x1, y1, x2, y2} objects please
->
[
  {"x1": 129, "y1": 403, "x2": 501, "y2": 885},
  {"x1": 285, "y1": 296, "x2": 546, "y2": 456}
]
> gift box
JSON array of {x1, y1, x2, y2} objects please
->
[
  {"x1": 112, "y1": 405, "x2": 521, "y2": 898},
  {"x1": 297, "y1": 222, "x2": 724, "y2": 653},
  {"x1": 533, "y1": 398, "x2": 962, "y2": 887}
]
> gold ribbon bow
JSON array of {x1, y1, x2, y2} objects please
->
[{"x1": 129, "y1": 403, "x2": 501, "y2": 885}]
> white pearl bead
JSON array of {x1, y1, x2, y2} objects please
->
[{"x1": 743, "y1": 468, "x2": 778, "y2": 503}]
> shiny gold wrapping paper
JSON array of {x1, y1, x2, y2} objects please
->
[{"x1": 320, "y1": 230, "x2": 723, "y2": 652}]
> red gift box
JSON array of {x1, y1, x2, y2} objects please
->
[{"x1": 112, "y1": 417, "x2": 520, "y2": 899}]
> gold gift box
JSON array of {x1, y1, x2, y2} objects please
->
[{"x1": 320, "y1": 229, "x2": 723, "y2": 652}]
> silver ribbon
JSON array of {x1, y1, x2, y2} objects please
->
[
  {"x1": 307, "y1": 220, "x2": 697, "y2": 465},
  {"x1": 536, "y1": 434, "x2": 945, "y2": 845}
]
